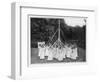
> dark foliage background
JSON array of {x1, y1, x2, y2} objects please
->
[{"x1": 31, "y1": 18, "x2": 86, "y2": 50}]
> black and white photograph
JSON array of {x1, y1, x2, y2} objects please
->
[
  {"x1": 11, "y1": 2, "x2": 97, "y2": 79},
  {"x1": 30, "y1": 16, "x2": 86, "y2": 64}
]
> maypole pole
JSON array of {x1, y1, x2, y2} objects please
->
[{"x1": 58, "y1": 19, "x2": 60, "y2": 41}]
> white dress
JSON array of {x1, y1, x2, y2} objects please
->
[
  {"x1": 54, "y1": 48, "x2": 58, "y2": 59},
  {"x1": 38, "y1": 42, "x2": 45, "y2": 59},
  {"x1": 62, "y1": 48, "x2": 66, "y2": 58},
  {"x1": 47, "y1": 48, "x2": 53, "y2": 60},
  {"x1": 66, "y1": 47, "x2": 72, "y2": 58},
  {"x1": 45, "y1": 46, "x2": 49, "y2": 56},
  {"x1": 70, "y1": 48, "x2": 78, "y2": 59},
  {"x1": 39, "y1": 48, "x2": 45, "y2": 59},
  {"x1": 56, "y1": 48, "x2": 64, "y2": 61},
  {"x1": 53, "y1": 48, "x2": 57, "y2": 58}
]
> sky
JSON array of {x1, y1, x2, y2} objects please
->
[{"x1": 64, "y1": 17, "x2": 86, "y2": 27}]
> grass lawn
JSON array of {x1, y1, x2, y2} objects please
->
[{"x1": 31, "y1": 47, "x2": 86, "y2": 64}]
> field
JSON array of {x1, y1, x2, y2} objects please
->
[{"x1": 31, "y1": 47, "x2": 86, "y2": 64}]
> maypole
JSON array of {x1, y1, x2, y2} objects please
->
[{"x1": 58, "y1": 19, "x2": 60, "y2": 41}]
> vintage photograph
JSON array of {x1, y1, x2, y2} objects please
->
[{"x1": 30, "y1": 16, "x2": 86, "y2": 64}]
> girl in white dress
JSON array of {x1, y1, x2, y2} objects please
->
[
  {"x1": 47, "y1": 46, "x2": 54, "y2": 60},
  {"x1": 66, "y1": 47, "x2": 72, "y2": 58},
  {"x1": 70, "y1": 47, "x2": 78, "y2": 59},
  {"x1": 38, "y1": 42, "x2": 45, "y2": 59}
]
